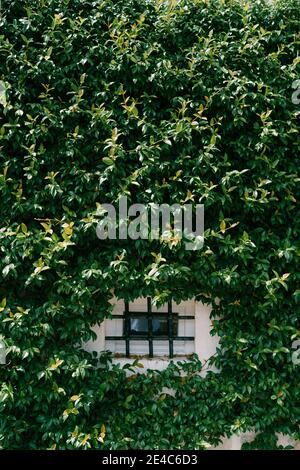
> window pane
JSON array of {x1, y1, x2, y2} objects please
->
[
  {"x1": 130, "y1": 317, "x2": 148, "y2": 334},
  {"x1": 127, "y1": 316, "x2": 178, "y2": 336}
]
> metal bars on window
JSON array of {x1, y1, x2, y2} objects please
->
[{"x1": 105, "y1": 298, "x2": 195, "y2": 358}]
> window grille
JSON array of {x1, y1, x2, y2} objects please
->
[{"x1": 105, "y1": 298, "x2": 194, "y2": 358}]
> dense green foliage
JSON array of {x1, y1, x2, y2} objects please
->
[{"x1": 0, "y1": 0, "x2": 299, "y2": 450}]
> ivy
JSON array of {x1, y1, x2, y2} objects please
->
[{"x1": 0, "y1": 0, "x2": 299, "y2": 450}]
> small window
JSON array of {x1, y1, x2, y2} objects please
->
[
  {"x1": 105, "y1": 298, "x2": 194, "y2": 358},
  {"x1": 84, "y1": 299, "x2": 219, "y2": 370}
]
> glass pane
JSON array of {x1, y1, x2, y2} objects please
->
[
  {"x1": 130, "y1": 317, "x2": 148, "y2": 334},
  {"x1": 152, "y1": 318, "x2": 172, "y2": 335},
  {"x1": 128, "y1": 316, "x2": 178, "y2": 336}
]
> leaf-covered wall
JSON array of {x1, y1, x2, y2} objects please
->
[{"x1": 0, "y1": 0, "x2": 299, "y2": 450}]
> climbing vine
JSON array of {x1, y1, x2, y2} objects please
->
[{"x1": 0, "y1": 0, "x2": 299, "y2": 449}]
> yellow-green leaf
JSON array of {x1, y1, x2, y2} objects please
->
[{"x1": 220, "y1": 220, "x2": 226, "y2": 233}]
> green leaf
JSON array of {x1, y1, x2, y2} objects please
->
[{"x1": 102, "y1": 157, "x2": 114, "y2": 166}]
